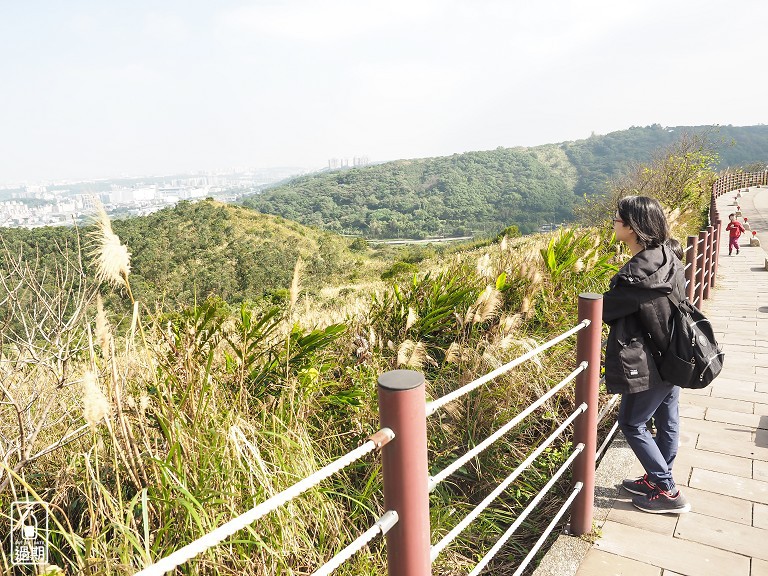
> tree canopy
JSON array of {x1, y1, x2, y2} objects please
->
[
  {"x1": 242, "y1": 124, "x2": 768, "y2": 238},
  {"x1": 1, "y1": 200, "x2": 369, "y2": 311}
]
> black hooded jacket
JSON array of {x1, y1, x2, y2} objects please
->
[{"x1": 603, "y1": 243, "x2": 686, "y2": 394}]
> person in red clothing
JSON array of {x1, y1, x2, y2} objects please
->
[{"x1": 726, "y1": 212, "x2": 746, "y2": 255}]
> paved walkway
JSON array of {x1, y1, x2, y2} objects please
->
[{"x1": 538, "y1": 186, "x2": 768, "y2": 576}]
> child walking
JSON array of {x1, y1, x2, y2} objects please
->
[{"x1": 726, "y1": 213, "x2": 746, "y2": 255}]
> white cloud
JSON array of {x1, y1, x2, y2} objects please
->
[
  {"x1": 216, "y1": 0, "x2": 436, "y2": 44},
  {"x1": 143, "y1": 11, "x2": 190, "y2": 44}
]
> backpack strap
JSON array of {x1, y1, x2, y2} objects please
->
[
  {"x1": 642, "y1": 289, "x2": 684, "y2": 359},
  {"x1": 665, "y1": 290, "x2": 682, "y2": 308}
]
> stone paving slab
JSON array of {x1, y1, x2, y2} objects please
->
[
  {"x1": 755, "y1": 460, "x2": 768, "y2": 482},
  {"x1": 680, "y1": 393, "x2": 756, "y2": 414},
  {"x1": 711, "y1": 377, "x2": 759, "y2": 391},
  {"x1": 682, "y1": 484, "x2": 752, "y2": 524},
  {"x1": 605, "y1": 495, "x2": 678, "y2": 535},
  {"x1": 705, "y1": 407, "x2": 768, "y2": 429},
  {"x1": 689, "y1": 468, "x2": 768, "y2": 505},
  {"x1": 677, "y1": 430, "x2": 698, "y2": 449},
  {"x1": 755, "y1": 503, "x2": 768, "y2": 530},
  {"x1": 673, "y1": 443, "x2": 753, "y2": 480},
  {"x1": 593, "y1": 520, "x2": 751, "y2": 575},
  {"x1": 679, "y1": 415, "x2": 753, "y2": 438},
  {"x1": 723, "y1": 342, "x2": 767, "y2": 354},
  {"x1": 708, "y1": 387, "x2": 768, "y2": 404},
  {"x1": 696, "y1": 434, "x2": 768, "y2": 461},
  {"x1": 678, "y1": 404, "x2": 705, "y2": 419},
  {"x1": 674, "y1": 512, "x2": 768, "y2": 561},
  {"x1": 752, "y1": 403, "x2": 768, "y2": 415},
  {"x1": 576, "y1": 549, "x2": 662, "y2": 576},
  {"x1": 681, "y1": 386, "x2": 712, "y2": 397},
  {"x1": 753, "y1": 558, "x2": 768, "y2": 576}
]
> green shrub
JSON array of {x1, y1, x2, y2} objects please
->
[{"x1": 380, "y1": 261, "x2": 418, "y2": 279}]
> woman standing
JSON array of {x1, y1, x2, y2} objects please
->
[{"x1": 603, "y1": 195, "x2": 691, "y2": 514}]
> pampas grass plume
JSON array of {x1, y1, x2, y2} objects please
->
[
  {"x1": 475, "y1": 286, "x2": 501, "y2": 323},
  {"x1": 445, "y1": 342, "x2": 461, "y2": 364},
  {"x1": 83, "y1": 371, "x2": 110, "y2": 429},
  {"x1": 521, "y1": 297, "x2": 530, "y2": 314},
  {"x1": 405, "y1": 307, "x2": 418, "y2": 331},
  {"x1": 397, "y1": 340, "x2": 427, "y2": 368},
  {"x1": 290, "y1": 257, "x2": 304, "y2": 310},
  {"x1": 89, "y1": 203, "x2": 131, "y2": 289},
  {"x1": 499, "y1": 313, "x2": 522, "y2": 335},
  {"x1": 476, "y1": 253, "x2": 492, "y2": 278}
]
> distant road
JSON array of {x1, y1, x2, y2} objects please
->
[
  {"x1": 732, "y1": 185, "x2": 768, "y2": 237},
  {"x1": 367, "y1": 236, "x2": 474, "y2": 245}
]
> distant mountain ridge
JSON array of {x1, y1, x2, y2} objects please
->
[{"x1": 241, "y1": 124, "x2": 768, "y2": 238}]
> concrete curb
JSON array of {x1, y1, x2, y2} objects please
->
[{"x1": 532, "y1": 432, "x2": 636, "y2": 576}]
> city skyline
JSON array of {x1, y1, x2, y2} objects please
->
[{"x1": 2, "y1": 1, "x2": 767, "y2": 185}]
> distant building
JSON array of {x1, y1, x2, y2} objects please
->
[
  {"x1": 329, "y1": 156, "x2": 369, "y2": 170},
  {"x1": 25, "y1": 184, "x2": 48, "y2": 195}
]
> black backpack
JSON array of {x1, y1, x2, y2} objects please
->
[{"x1": 656, "y1": 292, "x2": 724, "y2": 389}]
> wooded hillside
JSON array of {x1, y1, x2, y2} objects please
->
[
  {"x1": 242, "y1": 124, "x2": 768, "y2": 238},
  {"x1": 0, "y1": 200, "x2": 372, "y2": 310}
]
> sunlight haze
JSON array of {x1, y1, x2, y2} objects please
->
[{"x1": 1, "y1": 0, "x2": 766, "y2": 184}]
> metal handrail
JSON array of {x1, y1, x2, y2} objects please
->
[
  {"x1": 135, "y1": 428, "x2": 394, "y2": 576},
  {"x1": 430, "y1": 403, "x2": 587, "y2": 560},
  {"x1": 426, "y1": 320, "x2": 589, "y2": 416},
  {"x1": 429, "y1": 363, "x2": 586, "y2": 490},
  {"x1": 508, "y1": 483, "x2": 583, "y2": 576},
  {"x1": 596, "y1": 393, "x2": 619, "y2": 425},
  {"x1": 596, "y1": 421, "x2": 620, "y2": 462},
  {"x1": 311, "y1": 511, "x2": 398, "y2": 576},
  {"x1": 468, "y1": 445, "x2": 585, "y2": 575}
]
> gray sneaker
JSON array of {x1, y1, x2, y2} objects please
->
[
  {"x1": 632, "y1": 486, "x2": 691, "y2": 514},
  {"x1": 622, "y1": 474, "x2": 656, "y2": 496}
]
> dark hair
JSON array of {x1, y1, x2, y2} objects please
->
[
  {"x1": 728, "y1": 213, "x2": 736, "y2": 219},
  {"x1": 616, "y1": 196, "x2": 669, "y2": 250},
  {"x1": 667, "y1": 238, "x2": 683, "y2": 260}
]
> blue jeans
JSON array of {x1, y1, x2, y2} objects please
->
[{"x1": 618, "y1": 385, "x2": 680, "y2": 492}]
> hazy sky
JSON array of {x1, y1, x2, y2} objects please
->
[{"x1": 2, "y1": 1, "x2": 766, "y2": 184}]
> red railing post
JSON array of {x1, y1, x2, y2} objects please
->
[
  {"x1": 378, "y1": 370, "x2": 431, "y2": 576},
  {"x1": 695, "y1": 231, "x2": 707, "y2": 306},
  {"x1": 570, "y1": 293, "x2": 603, "y2": 536},
  {"x1": 703, "y1": 225, "x2": 714, "y2": 300},
  {"x1": 710, "y1": 220, "x2": 721, "y2": 288},
  {"x1": 684, "y1": 235, "x2": 697, "y2": 302}
]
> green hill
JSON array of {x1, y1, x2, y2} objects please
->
[
  {"x1": 241, "y1": 124, "x2": 768, "y2": 238},
  {"x1": 0, "y1": 200, "x2": 378, "y2": 310}
]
